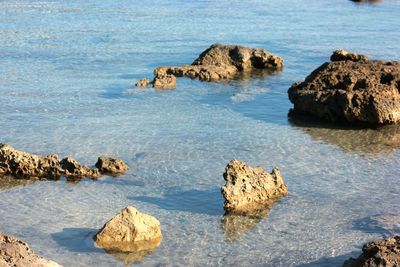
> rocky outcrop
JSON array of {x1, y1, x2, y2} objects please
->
[
  {"x1": 288, "y1": 50, "x2": 400, "y2": 126},
  {"x1": 0, "y1": 232, "x2": 61, "y2": 267},
  {"x1": 135, "y1": 78, "x2": 150, "y2": 87},
  {"x1": 152, "y1": 74, "x2": 176, "y2": 90},
  {"x1": 221, "y1": 160, "x2": 287, "y2": 213},
  {"x1": 0, "y1": 144, "x2": 128, "y2": 180},
  {"x1": 343, "y1": 236, "x2": 400, "y2": 267},
  {"x1": 95, "y1": 156, "x2": 128, "y2": 176},
  {"x1": 94, "y1": 206, "x2": 162, "y2": 253}
]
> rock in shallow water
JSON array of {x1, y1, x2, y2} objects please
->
[
  {"x1": 0, "y1": 232, "x2": 61, "y2": 267},
  {"x1": 343, "y1": 236, "x2": 400, "y2": 267},
  {"x1": 95, "y1": 156, "x2": 128, "y2": 176},
  {"x1": 94, "y1": 206, "x2": 162, "y2": 253},
  {"x1": 221, "y1": 159, "x2": 287, "y2": 213},
  {"x1": 288, "y1": 50, "x2": 400, "y2": 126}
]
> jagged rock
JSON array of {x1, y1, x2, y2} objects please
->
[
  {"x1": 0, "y1": 144, "x2": 127, "y2": 181},
  {"x1": 153, "y1": 74, "x2": 176, "y2": 89},
  {"x1": 288, "y1": 51, "x2": 400, "y2": 126},
  {"x1": 135, "y1": 78, "x2": 150, "y2": 87},
  {"x1": 94, "y1": 206, "x2": 162, "y2": 253},
  {"x1": 221, "y1": 160, "x2": 287, "y2": 213},
  {"x1": 0, "y1": 232, "x2": 61, "y2": 267},
  {"x1": 331, "y1": 50, "x2": 368, "y2": 62},
  {"x1": 95, "y1": 156, "x2": 128, "y2": 176},
  {"x1": 343, "y1": 236, "x2": 400, "y2": 267},
  {"x1": 153, "y1": 44, "x2": 283, "y2": 83}
]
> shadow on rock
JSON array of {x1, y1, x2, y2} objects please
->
[
  {"x1": 128, "y1": 187, "x2": 223, "y2": 216},
  {"x1": 288, "y1": 113, "x2": 400, "y2": 155}
]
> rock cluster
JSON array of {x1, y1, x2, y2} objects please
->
[
  {"x1": 288, "y1": 50, "x2": 400, "y2": 126},
  {"x1": 0, "y1": 143, "x2": 128, "y2": 180},
  {"x1": 94, "y1": 206, "x2": 162, "y2": 253},
  {"x1": 221, "y1": 160, "x2": 287, "y2": 213},
  {"x1": 0, "y1": 232, "x2": 61, "y2": 267},
  {"x1": 343, "y1": 236, "x2": 400, "y2": 267}
]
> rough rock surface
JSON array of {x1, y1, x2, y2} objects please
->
[
  {"x1": 221, "y1": 160, "x2": 287, "y2": 213},
  {"x1": 94, "y1": 206, "x2": 162, "y2": 253},
  {"x1": 343, "y1": 236, "x2": 400, "y2": 267},
  {"x1": 0, "y1": 232, "x2": 61, "y2": 267},
  {"x1": 0, "y1": 143, "x2": 128, "y2": 180},
  {"x1": 331, "y1": 50, "x2": 369, "y2": 62},
  {"x1": 153, "y1": 44, "x2": 283, "y2": 84},
  {"x1": 152, "y1": 74, "x2": 176, "y2": 89},
  {"x1": 95, "y1": 156, "x2": 128, "y2": 176},
  {"x1": 288, "y1": 51, "x2": 400, "y2": 126},
  {"x1": 135, "y1": 78, "x2": 150, "y2": 87}
]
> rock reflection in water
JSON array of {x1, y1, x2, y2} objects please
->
[
  {"x1": 0, "y1": 175, "x2": 39, "y2": 190},
  {"x1": 221, "y1": 205, "x2": 271, "y2": 242},
  {"x1": 289, "y1": 114, "x2": 400, "y2": 155}
]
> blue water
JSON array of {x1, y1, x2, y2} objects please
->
[{"x1": 1, "y1": 0, "x2": 400, "y2": 266}]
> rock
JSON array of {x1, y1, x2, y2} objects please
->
[
  {"x1": 0, "y1": 232, "x2": 61, "y2": 267},
  {"x1": 343, "y1": 236, "x2": 400, "y2": 267},
  {"x1": 288, "y1": 51, "x2": 400, "y2": 126},
  {"x1": 221, "y1": 160, "x2": 288, "y2": 213},
  {"x1": 153, "y1": 43, "x2": 283, "y2": 83},
  {"x1": 135, "y1": 78, "x2": 150, "y2": 87},
  {"x1": 0, "y1": 143, "x2": 127, "y2": 181},
  {"x1": 95, "y1": 156, "x2": 128, "y2": 176},
  {"x1": 94, "y1": 206, "x2": 162, "y2": 253},
  {"x1": 152, "y1": 74, "x2": 176, "y2": 90},
  {"x1": 331, "y1": 50, "x2": 368, "y2": 62}
]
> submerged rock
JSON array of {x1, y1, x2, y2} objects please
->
[
  {"x1": 135, "y1": 78, "x2": 150, "y2": 87},
  {"x1": 94, "y1": 206, "x2": 162, "y2": 253},
  {"x1": 221, "y1": 160, "x2": 287, "y2": 213},
  {"x1": 343, "y1": 236, "x2": 400, "y2": 267},
  {"x1": 152, "y1": 74, "x2": 176, "y2": 90},
  {"x1": 288, "y1": 50, "x2": 400, "y2": 126},
  {"x1": 0, "y1": 232, "x2": 61, "y2": 267},
  {"x1": 95, "y1": 156, "x2": 128, "y2": 176},
  {"x1": 0, "y1": 143, "x2": 128, "y2": 181}
]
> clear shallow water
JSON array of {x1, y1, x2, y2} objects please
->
[{"x1": 0, "y1": 0, "x2": 400, "y2": 266}]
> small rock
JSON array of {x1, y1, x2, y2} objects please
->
[
  {"x1": 343, "y1": 236, "x2": 400, "y2": 267},
  {"x1": 331, "y1": 50, "x2": 368, "y2": 62},
  {"x1": 95, "y1": 156, "x2": 128, "y2": 176},
  {"x1": 94, "y1": 206, "x2": 162, "y2": 253},
  {"x1": 135, "y1": 78, "x2": 150, "y2": 87},
  {"x1": 153, "y1": 74, "x2": 176, "y2": 90},
  {"x1": 60, "y1": 157, "x2": 100, "y2": 178},
  {"x1": 0, "y1": 232, "x2": 61, "y2": 267},
  {"x1": 221, "y1": 160, "x2": 288, "y2": 213}
]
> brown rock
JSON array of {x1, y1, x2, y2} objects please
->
[
  {"x1": 95, "y1": 156, "x2": 128, "y2": 176},
  {"x1": 59, "y1": 157, "x2": 99, "y2": 178},
  {"x1": 343, "y1": 236, "x2": 400, "y2": 267},
  {"x1": 221, "y1": 160, "x2": 287, "y2": 213},
  {"x1": 288, "y1": 51, "x2": 400, "y2": 126},
  {"x1": 153, "y1": 74, "x2": 176, "y2": 90},
  {"x1": 0, "y1": 232, "x2": 61, "y2": 267},
  {"x1": 94, "y1": 206, "x2": 162, "y2": 253},
  {"x1": 135, "y1": 78, "x2": 150, "y2": 87},
  {"x1": 331, "y1": 50, "x2": 368, "y2": 62}
]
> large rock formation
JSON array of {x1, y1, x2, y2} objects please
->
[
  {"x1": 343, "y1": 236, "x2": 400, "y2": 267},
  {"x1": 0, "y1": 232, "x2": 61, "y2": 267},
  {"x1": 0, "y1": 143, "x2": 128, "y2": 180},
  {"x1": 94, "y1": 206, "x2": 162, "y2": 254},
  {"x1": 288, "y1": 50, "x2": 400, "y2": 126},
  {"x1": 136, "y1": 44, "x2": 283, "y2": 89},
  {"x1": 221, "y1": 160, "x2": 287, "y2": 213}
]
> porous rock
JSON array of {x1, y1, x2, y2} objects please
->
[
  {"x1": 95, "y1": 156, "x2": 128, "y2": 176},
  {"x1": 135, "y1": 78, "x2": 150, "y2": 87},
  {"x1": 152, "y1": 74, "x2": 176, "y2": 89},
  {"x1": 343, "y1": 236, "x2": 400, "y2": 267},
  {"x1": 288, "y1": 50, "x2": 400, "y2": 126},
  {"x1": 221, "y1": 159, "x2": 287, "y2": 213},
  {"x1": 94, "y1": 206, "x2": 162, "y2": 253},
  {"x1": 0, "y1": 232, "x2": 61, "y2": 267},
  {"x1": 331, "y1": 49, "x2": 368, "y2": 62}
]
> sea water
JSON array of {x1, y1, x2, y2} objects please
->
[{"x1": 0, "y1": 0, "x2": 399, "y2": 266}]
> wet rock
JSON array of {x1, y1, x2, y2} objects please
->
[
  {"x1": 94, "y1": 206, "x2": 162, "y2": 253},
  {"x1": 60, "y1": 157, "x2": 100, "y2": 178},
  {"x1": 0, "y1": 232, "x2": 61, "y2": 267},
  {"x1": 153, "y1": 74, "x2": 176, "y2": 89},
  {"x1": 95, "y1": 156, "x2": 128, "y2": 176},
  {"x1": 331, "y1": 50, "x2": 368, "y2": 62},
  {"x1": 288, "y1": 51, "x2": 400, "y2": 126},
  {"x1": 153, "y1": 43, "x2": 283, "y2": 84},
  {"x1": 221, "y1": 160, "x2": 288, "y2": 213},
  {"x1": 343, "y1": 236, "x2": 400, "y2": 267},
  {"x1": 135, "y1": 78, "x2": 150, "y2": 87}
]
